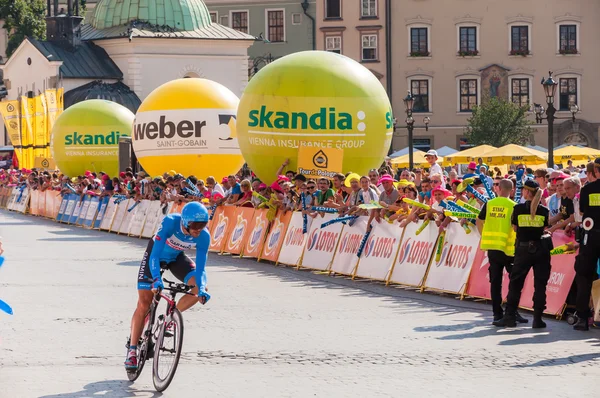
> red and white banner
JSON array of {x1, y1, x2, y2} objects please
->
[
  {"x1": 424, "y1": 223, "x2": 480, "y2": 294},
  {"x1": 277, "y1": 212, "x2": 311, "y2": 266},
  {"x1": 330, "y1": 217, "x2": 369, "y2": 276},
  {"x1": 464, "y1": 249, "x2": 494, "y2": 299},
  {"x1": 355, "y1": 220, "x2": 402, "y2": 281},
  {"x1": 388, "y1": 220, "x2": 438, "y2": 287},
  {"x1": 517, "y1": 230, "x2": 577, "y2": 315},
  {"x1": 466, "y1": 231, "x2": 577, "y2": 315},
  {"x1": 260, "y1": 211, "x2": 292, "y2": 262},
  {"x1": 301, "y1": 213, "x2": 344, "y2": 271}
]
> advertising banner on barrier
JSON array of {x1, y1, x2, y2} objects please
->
[
  {"x1": 209, "y1": 206, "x2": 236, "y2": 253},
  {"x1": 6, "y1": 187, "x2": 16, "y2": 210},
  {"x1": 355, "y1": 221, "x2": 403, "y2": 281},
  {"x1": 76, "y1": 197, "x2": 91, "y2": 226},
  {"x1": 44, "y1": 191, "x2": 56, "y2": 218},
  {"x1": 100, "y1": 197, "x2": 118, "y2": 230},
  {"x1": 464, "y1": 249, "x2": 493, "y2": 299},
  {"x1": 110, "y1": 199, "x2": 130, "y2": 232},
  {"x1": 82, "y1": 196, "x2": 100, "y2": 228},
  {"x1": 18, "y1": 188, "x2": 31, "y2": 213},
  {"x1": 56, "y1": 196, "x2": 68, "y2": 222},
  {"x1": 119, "y1": 200, "x2": 137, "y2": 234},
  {"x1": 277, "y1": 212, "x2": 311, "y2": 267},
  {"x1": 153, "y1": 203, "x2": 171, "y2": 236},
  {"x1": 38, "y1": 190, "x2": 46, "y2": 217},
  {"x1": 388, "y1": 220, "x2": 438, "y2": 287},
  {"x1": 260, "y1": 211, "x2": 292, "y2": 262},
  {"x1": 30, "y1": 190, "x2": 39, "y2": 216},
  {"x1": 300, "y1": 213, "x2": 344, "y2": 271},
  {"x1": 141, "y1": 201, "x2": 162, "y2": 238},
  {"x1": 517, "y1": 231, "x2": 577, "y2": 315},
  {"x1": 330, "y1": 216, "x2": 368, "y2": 276},
  {"x1": 242, "y1": 209, "x2": 269, "y2": 258},
  {"x1": 424, "y1": 223, "x2": 480, "y2": 294},
  {"x1": 129, "y1": 200, "x2": 150, "y2": 237},
  {"x1": 62, "y1": 195, "x2": 78, "y2": 223},
  {"x1": 224, "y1": 207, "x2": 255, "y2": 256},
  {"x1": 93, "y1": 197, "x2": 110, "y2": 229},
  {"x1": 69, "y1": 197, "x2": 83, "y2": 224}
]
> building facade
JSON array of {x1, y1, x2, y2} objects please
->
[
  {"x1": 389, "y1": 0, "x2": 600, "y2": 152},
  {"x1": 316, "y1": 0, "x2": 389, "y2": 90},
  {"x1": 204, "y1": 0, "x2": 316, "y2": 74}
]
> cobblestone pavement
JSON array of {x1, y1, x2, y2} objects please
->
[{"x1": 1, "y1": 210, "x2": 600, "y2": 397}]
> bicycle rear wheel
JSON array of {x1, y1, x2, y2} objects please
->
[
  {"x1": 127, "y1": 310, "x2": 153, "y2": 381},
  {"x1": 152, "y1": 308, "x2": 184, "y2": 392}
]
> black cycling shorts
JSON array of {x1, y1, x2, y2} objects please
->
[{"x1": 137, "y1": 238, "x2": 196, "y2": 290}]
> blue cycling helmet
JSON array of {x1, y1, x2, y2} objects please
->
[{"x1": 181, "y1": 202, "x2": 209, "y2": 229}]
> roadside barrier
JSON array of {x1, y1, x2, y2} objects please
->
[{"x1": 0, "y1": 185, "x2": 577, "y2": 318}]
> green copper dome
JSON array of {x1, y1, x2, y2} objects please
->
[{"x1": 89, "y1": 0, "x2": 213, "y2": 31}]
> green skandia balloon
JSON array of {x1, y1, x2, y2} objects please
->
[
  {"x1": 51, "y1": 99, "x2": 134, "y2": 177},
  {"x1": 237, "y1": 51, "x2": 393, "y2": 181}
]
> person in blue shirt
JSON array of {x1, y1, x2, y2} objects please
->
[{"x1": 125, "y1": 202, "x2": 211, "y2": 369}]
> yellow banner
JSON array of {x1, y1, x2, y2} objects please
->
[
  {"x1": 21, "y1": 96, "x2": 35, "y2": 169},
  {"x1": 57, "y1": 87, "x2": 64, "y2": 118},
  {"x1": 297, "y1": 144, "x2": 343, "y2": 180},
  {"x1": 0, "y1": 100, "x2": 23, "y2": 166},
  {"x1": 33, "y1": 93, "x2": 47, "y2": 159},
  {"x1": 34, "y1": 156, "x2": 57, "y2": 170},
  {"x1": 45, "y1": 89, "x2": 58, "y2": 158}
]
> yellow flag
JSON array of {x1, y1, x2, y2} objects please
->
[
  {"x1": 57, "y1": 87, "x2": 64, "y2": 117},
  {"x1": 0, "y1": 100, "x2": 23, "y2": 166},
  {"x1": 21, "y1": 96, "x2": 35, "y2": 169},
  {"x1": 34, "y1": 94, "x2": 47, "y2": 160},
  {"x1": 45, "y1": 88, "x2": 58, "y2": 157}
]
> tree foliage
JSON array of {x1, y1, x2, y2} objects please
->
[
  {"x1": 465, "y1": 97, "x2": 534, "y2": 147},
  {"x1": 0, "y1": 0, "x2": 46, "y2": 59}
]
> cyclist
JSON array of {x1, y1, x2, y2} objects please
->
[{"x1": 125, "y1": 201, "x2": 211, "y2": 369}]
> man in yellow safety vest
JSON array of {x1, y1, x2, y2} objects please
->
[{"x1": 476, "y1": 179, "x2": 527, "y2": 324}]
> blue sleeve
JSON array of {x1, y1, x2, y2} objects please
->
[
  {"x1": 150, "y1": 216, "x2": 176, "y2": 280},
  {"x1": 194, "y1": 229, "x2": 211, "y2": 292},
  {"x1": 231, "y1": 184, "x2": 242, "y2": 195}
]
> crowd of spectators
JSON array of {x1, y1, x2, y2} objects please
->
[{"x1": 0, "y1": 149, "x2": 593, "y2": 236}]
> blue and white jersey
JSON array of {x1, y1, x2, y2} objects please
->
[{"x1": 150, "y1": 214, "x2": 210, "y2": 291}]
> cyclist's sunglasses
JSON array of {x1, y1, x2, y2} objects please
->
[{"x1": 187, "y1": 221, "x2": 207, "y2": 231}]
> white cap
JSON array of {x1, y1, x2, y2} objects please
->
[
  {"x1": 425, "y1": 149, "x2": 438, "y2": 157},
  {"x1": 578, "y1": 170, "x2": 587, "y2": 180}
]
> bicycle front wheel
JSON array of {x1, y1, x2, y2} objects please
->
[{"x1": 152, "y1": 308, "x2": 184, "y2": 392}]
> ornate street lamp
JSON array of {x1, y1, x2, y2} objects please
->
[
  {"x1": 402, "y1": 91, "x2": 430, "y2": 170},
  {"x1": 534, "y1": 71, "x2": 579, "y2": 168}
]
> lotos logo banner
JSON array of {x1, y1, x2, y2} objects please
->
[
  {"x1": 263, "y1": 219, "x2": 285, "y2": 256},
  {"x1": 285, "y1": 225, "x2": 305, "y2": 247},
  {"x1": 397, "y1": 238, "x2": 435, "y2": 265},
  {"x1": 211, "y1": 212, "x2": 229, "y2": 246},
  {"x1": 305, "y1": 228, "x2": 340, "y2": 253},
  {"x1": 434, "y1": 241, "x2": 473, "y2": 269},
  {"x1": 228, "y1": 214, "x2": 247, "y2": 249},
  {"x1": 338, "y1": 231, "x2": 363, "y2": 254},
  {"x1": 363, "y1": 236, "x2": 397, "y2": 259},
  {"x1": 247, "y1": 216, "x2": 266, "y2": 252}
]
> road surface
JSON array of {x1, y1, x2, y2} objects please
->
[{"x1": 0, "y1": 210, "x2": 599, "y2": 397}]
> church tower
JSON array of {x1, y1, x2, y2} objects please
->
[{"x1": 45, "y1": 0, "x2": 84, "y2": 48}]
